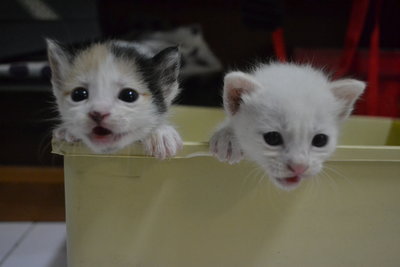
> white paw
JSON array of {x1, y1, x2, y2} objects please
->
[
  {"x1": 210, "y1": 126, "x2": 243, "y2": 164},
  {"x1": 142, "y1": 125, "x2": 183, "y2": 159},
  {"x1": 53, "y1": 127, "x2": 79, "y2": 143}
]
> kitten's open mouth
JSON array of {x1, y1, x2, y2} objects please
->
[
  {"x1": 90, "y1": 126, "x2": 113, "y2": 143},
  {"x1": 92, "y1": 126, "x2": 112, "y2": 136},
  {"x1": 89, "y1": 126, "x2": 128, "y2": 145},
  {"x1": 276, "y1": 176, "x2": 301, "y2": 187}
]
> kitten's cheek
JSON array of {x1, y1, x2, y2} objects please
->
[{"x1": 308, "y1": 163, "x2": 323, "y2": 177}]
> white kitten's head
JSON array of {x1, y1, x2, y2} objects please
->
[
  {"x1": 47, "y1": 39, "x2": 180, "y2": 153},
  {"x1": 223, "y1": 63, "x2": 365, "y2": 190}
]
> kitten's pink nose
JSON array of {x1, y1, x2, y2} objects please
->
[
  {"x1": 288, "y1": 164, "x2": 308, "y2": 176},
  {"x1": 89, "y1": 111, "x2": 110, "y2": 123}
]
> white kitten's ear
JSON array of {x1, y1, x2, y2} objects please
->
[
  {"x1": 223, "y1": 71, "x2": 261, "y2": 115},
  {"x1": 330, "y1": 79, "x2": 366, "y2": 120},
  {"x1": 46, "y1": 39, "x2": 70, "y2": 92},
  {"x1": 152, "y1": 46, "x2": 180, "y2": 104}
]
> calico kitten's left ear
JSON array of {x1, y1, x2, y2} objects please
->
[
  {"x1": 46, "y1": 39, "x2": 71, "y2": 92},
  {"x1": 152, "y1": 46, "x2": 181, "y2": 104},
  {"x1": 330, "y1": 79, "x2": 366, "y2": 120},
  {"x1": 223, "y1": 71, "x2": 262, "y2": 115}
]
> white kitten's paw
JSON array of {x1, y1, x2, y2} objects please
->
[
  {"x1": 210, "y1": 127, "x2": 243, "y2": 164},
  {"x1": 142, "y1": 125, "x2": 183, "y2": 160},
  {"x1": 53, "y1": 127, "x2": 79, "y2": 143}
]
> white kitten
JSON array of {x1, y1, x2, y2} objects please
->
[
  {"x1": 210, "y1": 63, "x2": 365, "y2": 190},
  {"x1": 47, "y1": 39, "x2": 182, "y2": 159}
]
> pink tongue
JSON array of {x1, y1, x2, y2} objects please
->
[
  {"x1": 93, "y1": 126, "x2": 112, "y2": 136},
  {"x1": 284, "y1": 176, "x2": 300, "y2": 184}
]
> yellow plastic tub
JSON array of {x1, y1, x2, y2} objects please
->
[{"x1": 53, "y1": 106, "x2": 400, "y2": 267}]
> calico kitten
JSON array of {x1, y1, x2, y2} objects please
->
[
  {"x1": 47, "y1": 39, "x2": 182, "y2": 159},
  {"x1": 210, "y1": 63, "x2": 365, "y2": 190}
]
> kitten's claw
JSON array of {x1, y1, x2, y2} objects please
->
[
  {"x1": 53, "y1": 127, "x2": 79, "y2": 143},
  {"x1": 142, "y1": 125, "x2": 183, "y2": 159},
  {"x1": 210, "y1": 127, "x2": 243, "y2": 164}
]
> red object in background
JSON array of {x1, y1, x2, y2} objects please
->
[
  {"x1": 334, "y1": 0, "x2": 371, "y2": 79},
  {"x1": 295, "y1": 49, "x2": 400, "y2": 117},
  {"x1": 294, "y1": 0, "x2": 400, "y2": 118},
  {"x1": 338, "y1": 0, "x2": 399, "y2": 118},
  {"x1": 272, "y1": 28, "x2": 287, "y2": 62}
]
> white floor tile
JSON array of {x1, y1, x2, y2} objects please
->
[
  {"x1": 0, "y1": 222, "x2": 33, "y2": 262},
  {"x1": 0, "y1": 223, "x2": 66, "y2": 267}
]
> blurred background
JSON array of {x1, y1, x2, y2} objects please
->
[{"x1": 0, "y1": 0, "x2": 399, "y2": 221}]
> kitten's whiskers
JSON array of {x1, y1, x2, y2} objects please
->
[
  {"x1": 321, "y1": 170, "x2": 339, "y2": 193},
  {"x1": 323, "y1": 165, "x2": 352, "y2": 186}
]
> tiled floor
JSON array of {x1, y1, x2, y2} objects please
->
[{"x1": 0, "y1": 222, "x2": 67, "y2": 267}]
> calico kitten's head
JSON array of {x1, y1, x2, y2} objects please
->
[
  {"x1": 47, "y1": 39, "x2": 180, "y2": 153},
  {"x1": 223, "y1": 63, "x2": 365, "y2": 190}
]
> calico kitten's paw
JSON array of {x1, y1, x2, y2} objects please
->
[
  {"x1": 53, "y1": 127, "x2": 79, "y2": 143},
  {"x1": 210, "y1": 127, "x2": 243, "y2": 164},
  {"x1": 142, "y1": 125, "x2": 183, "y2": 159}
]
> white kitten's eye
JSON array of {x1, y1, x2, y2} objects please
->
[
  {"x1": 312, "y1": 134, "x2": 329, "y2": 147},
  {"x1": 263, "y1": 131, "x2": 283, "y2": 146},
  {"x1": 118, "y1": 88, "x2": 139, "y2": 103},
  {"x1": 71, "y1": 87, "x2": 89, "y2": 102}
]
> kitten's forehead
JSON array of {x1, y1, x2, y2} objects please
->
[
  {"x1": 241, "y1": 87, "x2": 338, "y2": 134},
  {"x1": 73, "y1": 44, "x2": 110, "y2": 71},
  {"x1": 245, "y1": 64, "x2": 340, "y2": 126},
  {"x1": 253, "y1": 63, "x2": 329, "y2": 87},
  {"x1": 66, "y1": 43, "x2": 145, "y2": 93}
]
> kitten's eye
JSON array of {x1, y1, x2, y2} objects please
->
[
  {"x1": 118, "y1": 88, "x2": 139, "y2": 103},
  {"x1": 312, "y1": 134, "x2": 329, "y2": 147},
  {"x1": 263, "y1": 131, "x2": 283, "y2": 146},
  {"x1": 71, "y1": 87, "x2": 88, "y2": 102}
]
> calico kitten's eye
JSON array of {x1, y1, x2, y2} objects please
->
[
  {"x1": 118, "y1": 88, "x2": 139, "y2": 103},
  {"x1": 312, "y1": 134, "x2": 329, "y2": 147},
  {"x1": 71, "y1": 87, "x2": 88, "y2": 102},
  {"x1": 263, "y1": 131, "x2": 283, "y2": 146}
]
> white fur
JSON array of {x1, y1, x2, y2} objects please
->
[
  {"x1": 142, "y1": 124, "x2": 183, "y2": 160},
  {"x1": 211, "y1": 63, "x2": 365, "y2": 190},
  {"x1": 209, "y1": 120, "x2": 243, "y2": 164},
  {"x1": 48, "y1": 40, "x2": 182, "y2": 158}
]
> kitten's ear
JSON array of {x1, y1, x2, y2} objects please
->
[
  {"x1": 152, "y1": 46, "x2": 181, "y2": 104},
  {"x1": 330, "y1": 78, "x2": 366, "y2": 120},
  {"x1": 223, "y1": 71, "x2": 261, "y2": 115},
  {"x1": 46, "y1": 39, "x2": 70, "y2": 91}
]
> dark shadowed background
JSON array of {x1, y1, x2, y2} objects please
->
[{"x1": 0, "y1": 0, "x2": 399, "y2": 172}]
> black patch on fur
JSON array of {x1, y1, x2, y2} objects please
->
[
  {"x1": 109, "y1": 42, "x2": 143, "y2": 61},
  {"x1": 110, "y1": 43, "x2": 166, "y2": 113},
  {"x1": 153, "y1": 46, "x2": 180, "y2": 86},
  {"x1": 110, "y1": 43, "x2": 179, "y2": 114},
  {"x1": 138, "y1": 65, "x2": 168, "y2": 113}
]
